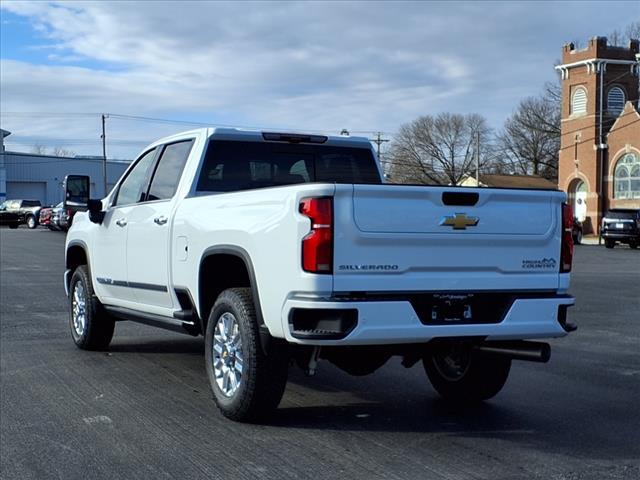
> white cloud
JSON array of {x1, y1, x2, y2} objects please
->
[{"x1": 1, "y1": 1, "x2": 637, "y2": 158}]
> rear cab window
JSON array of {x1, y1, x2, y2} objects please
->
[
  {"x1": 196, "y1": 140, "x2": 381, "y2": 193},
  {"x1": 605, "y1": 209, "x2": 640, "y2": 220}
]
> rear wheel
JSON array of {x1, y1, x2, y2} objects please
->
[
  {"x1": 26, "y1": 215, "x2": 37, "y2": 229},
  {"x1": 629, "y1": 242, "x2": 638, "y2": 249},
  {"x1": 205, "y1": 288, "x2": 289, "y2": 422},
  {"x1": 423, "y1": 342, "x2": 511, "y2": 403},
  {"x1": 8, "y1": 224, "x2": 18, "y2": 229},
  {"x1": 69, "y1": 265, "x2": 115, "y2": 350},
  {"x1": 574, "y1": 229, "x2": 582, "y2": 245},
  {"x1": 605, "y1": 239, "x2": 615, "y2": 249}
]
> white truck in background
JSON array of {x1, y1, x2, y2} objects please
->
[{"x1": 63, "y1": 128, "x2": 576, "y2": 422}]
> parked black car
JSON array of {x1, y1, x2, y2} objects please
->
[
  {"x1": 602, "y1": 209, "x2": 640, "y2": 249},
  {"x1": 0, "y1": 199, "x2": 42, "y2": 229}
]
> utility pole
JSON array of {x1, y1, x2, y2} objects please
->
[
  {"x1": 370, "y1": 131, "x2": 389, "y2": 163},
  {"x1": 101, "y1": 114, "x2": 108, "y2": 196},
  {"x1": 475, "y1": 131, "x2": 480, "y2": 184}
]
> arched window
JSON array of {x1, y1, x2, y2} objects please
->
[
  {"x1": 614, "y1": 153, "x2": 640, "y2": 199},
  {"x1": 607, "y1": 87, "x2": 626, "y2": 117},
  {"x1": 571, "y1": 87, "x2": 587, "y2": 115}
]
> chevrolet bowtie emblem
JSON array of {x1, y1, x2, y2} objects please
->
[{"x1": 440, "y1": 213, "x2": 479, "y2": 230}]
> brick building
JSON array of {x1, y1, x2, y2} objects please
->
[{"x1": 557, "y1": 37, "x2": 640, "y2": 234}]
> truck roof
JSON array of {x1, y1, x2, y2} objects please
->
[{"x1": 149, "y1": 127, "x2": 373, "y2": 150}]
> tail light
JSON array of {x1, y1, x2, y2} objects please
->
[
  {"x1": 299, "y1": 197, "x2": 333, "y2": 273},
  {"x1": 561, "y1": 203, "x2": 574, "y2": 273}
]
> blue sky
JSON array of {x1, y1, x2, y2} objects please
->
[{"x1": 1, "y1": 1, "x2": 638, "y2": 159}]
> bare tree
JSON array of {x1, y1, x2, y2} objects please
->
[
  {"x1": 496, "y1": 94, "x2": 560, "y2": 180},
  {"x1": 52, "y1": 146, "x2": 76, "y2": 157},
  {"x1": 608, "y1": 21, "x2": 640, "y2": 46},
  {"x1": 388, "y1": 113, "x2": 494, "y2": 185},
  {"x1": 625, "y1": 21, "x2": 640, "y2": 40},
  {"x1": 31, "y1": 144, "x2": 48, "y2": 155}
]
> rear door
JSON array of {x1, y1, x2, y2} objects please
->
[
  {"x1": 333, "y1": 184, "x2": 563, "y2": 293},
  {"x1": 126, "y1": 139, "x2": 194, "y2": 310}
]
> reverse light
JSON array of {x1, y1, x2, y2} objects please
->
[
  {"x1": 299, "y1": 197, "x2": 333, "y2": 273},
  {"x1": 561, "y1": 203, "x2": 574, "y2": 273}
]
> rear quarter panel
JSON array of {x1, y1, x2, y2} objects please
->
[{"x1": 172, "y1": 184, "x2": 335, "y2": 338}]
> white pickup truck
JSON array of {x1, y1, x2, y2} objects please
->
[{"x1": 63, "y1": 128, "x2": 576, "y2": 422}]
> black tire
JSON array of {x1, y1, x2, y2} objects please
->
[
  {"x1": 205, "y1": 288, "x2": 289, "y2": 422},
  {"x1": 26, "y1": 215, "x2": 37, "y2": 229},
  {"x1": 423, "y1": 343, "x2": 511, "y2": 403},
  {"x1": 69, "y1": 265, "x2": 115, "y2": 350},
  {"x1": 8, "y1": 224, "x2": 19, "y2": 229},
  {"x1": 574, "y1": 229, "x2": 582, "y2": 245},
  {"x1": 605, "y1": 239, "x2": 615, "y2": 249},
  {"x1": 629, "y1": 242, "x2": 638, "y2": 250}
]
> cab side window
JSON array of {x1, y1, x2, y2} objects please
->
[
  {"x1": 147, "y1": 140, "x2": 194, "y2": 201},
  {"x1": 114, "y1": 148, "x2": 157, "y2": 207}
]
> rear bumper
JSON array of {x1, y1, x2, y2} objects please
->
[
  {"x1": 281, "y1": 294, "x2": 575, "y2": 345},
  {"x1": 602, "y1": 231, "x2": 640, "y2": 242}
]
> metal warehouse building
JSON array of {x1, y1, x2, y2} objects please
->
[{"x1": 1, "y1": 129, "x2": 130, "y2": 205}]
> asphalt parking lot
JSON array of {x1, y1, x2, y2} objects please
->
[{"x1": 1, "y1": 228, "x2": 639, "y2": 480}]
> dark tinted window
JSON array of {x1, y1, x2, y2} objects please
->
[
  {"x1": 114, "y1": 148, "x2": 157, "y2": 206},
  {"x1": 147, "y1": 140, "x2": 194, "y2": 201},
  {"x1": 196, "y1": 140, "x2": 380, "y2": 192},
  {"x1": 22, "y1": 200, "x2": 41, "y2": 207},
  {"x1": 606, "y1": 209, "x2": 640, "y2": 220}
]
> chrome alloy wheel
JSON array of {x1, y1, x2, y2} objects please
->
[
  {"x1": 212, "y1": 312, "x2": 244, "y2": 397},
  {"x1": 72, "y1": 281, "x2": 87, "y2": 337}
]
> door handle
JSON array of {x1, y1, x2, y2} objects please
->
[
  {"x1": 116, "y1": 218, "x2": 127, "y2": 227},
  {"x1": 154, "y1": 216, "x2": 168, "y2": 226}
]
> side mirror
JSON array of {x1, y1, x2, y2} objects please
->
[
  {"x1": 88, "y1": 199, "x2": 105, "y2": 224},
  {"x1": 63, "y1": 175, "x2": 90, "y2": 208}
]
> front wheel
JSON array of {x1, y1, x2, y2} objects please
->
[
  {"x1": 605, "y1": 239, "x2": 615, "y2": 249},
  {"x1": 205, "y1": 288, "x2": 289, "y2": 422},
  {"x1": 629, "y1": 242, "x2": 638, "y2": 250},
  {"x1": 423, "y1": 342, "x2": 511, "y2": 403},
  {"x1": 26, "y1": 215, "x2": 37, "y2": 229},
  {"x1": 69, "y1": 265, "x2": 115, "y2": 350}
]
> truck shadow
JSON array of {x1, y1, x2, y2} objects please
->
[
  {"x1": 269, "y1": 365, "x2": 638, "y2": 463},
  {"x1": 105, "y1": 337, "x2": 637, "y2": 462}
]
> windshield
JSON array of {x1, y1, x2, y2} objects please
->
[{"x1": 196, "y1": 140, "x2": 381, "y2": 193}]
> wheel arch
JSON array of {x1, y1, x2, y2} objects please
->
[
  {"x1": 198, "y1": 246, "x2": 265, "y2": 334},
  {"x1": 65, "y1": 240, "x2": 91, "y2": 293}
]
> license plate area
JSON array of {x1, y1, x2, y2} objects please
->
[
  {"x1": 410, "y1": 293, "x2": 515, "y2": 325},
  {"x1": 615, "y1": 223, "x2": 624, "y2": 229}
]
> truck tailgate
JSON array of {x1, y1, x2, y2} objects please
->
[{"x1": 333, "y1": 184, "x2": 564, "y2": 293}]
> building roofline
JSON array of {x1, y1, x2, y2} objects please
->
[
  {"x1": 555, "y1": 58, "x2": 639, "y2": 79},
  {"x1": 607, "y1": 101, "x2": 640, "y2": 135},
  {"x1": 555, "y1": 58, "x2": 639, "y2": 69},
  {"x1": 1, "y1": 150, "x2": 131, "y2": 163}
]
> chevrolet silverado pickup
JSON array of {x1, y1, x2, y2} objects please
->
[{"x1": 63, "y1": 128, "x2": 576, "y2": 422}]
